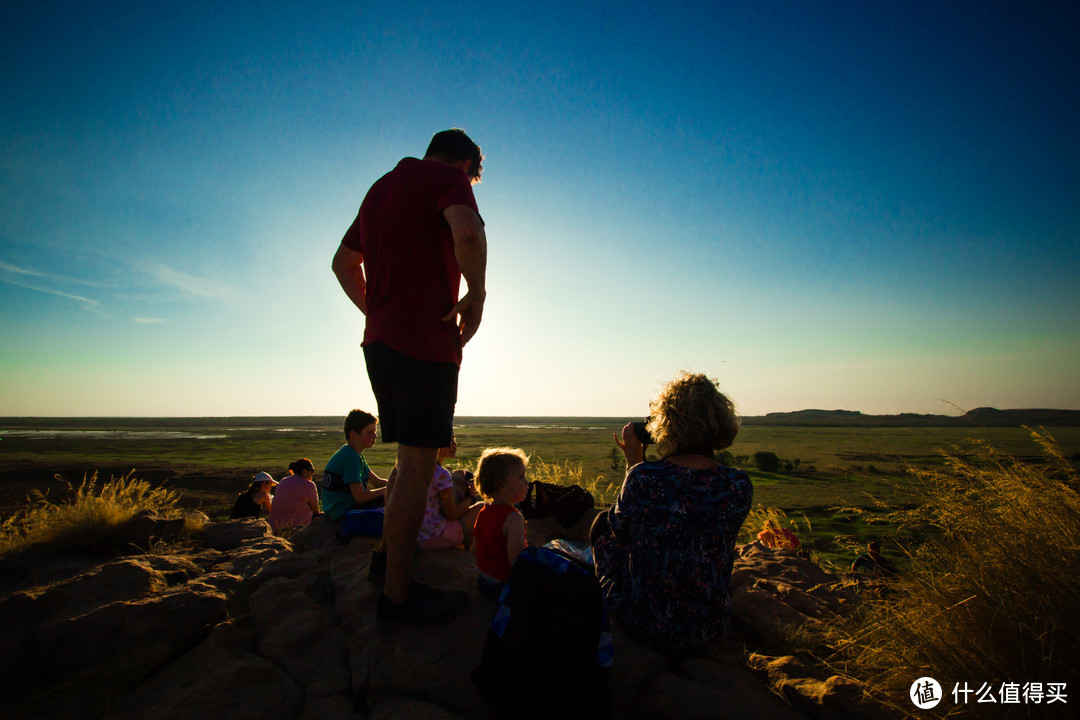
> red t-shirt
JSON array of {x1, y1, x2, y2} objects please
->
[
  {"x1": 473, "y1": 503, "x2": 520, "y2": 583},
  {"x1": 341, "y1": 157, "x2": 481, "y2": 366}
]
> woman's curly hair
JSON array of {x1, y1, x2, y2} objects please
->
[{"x1": 646, "y1": 372, "x2": 740, "y2": 456}]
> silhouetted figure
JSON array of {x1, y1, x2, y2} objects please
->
[
  {"x1": 592, "y1": 372, "x2": 753, "y2": 653},
  {"x1": 332, "y1": 129, "x2": 487, "y2": 625},
  {"x1": 851, "y1": 541, "x2": 898, "y2": 577}
]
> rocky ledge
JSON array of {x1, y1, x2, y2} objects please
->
[{"x1": 0, "y1": 510, "x2": 880, "y2": 719}]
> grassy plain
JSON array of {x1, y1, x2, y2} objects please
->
[
  {"x1": 812, "y1": 431, "x2": 1080, "y2": 716},
  {"x1": 2, "y1": 417, "x2": 1078, "y2": 569}
]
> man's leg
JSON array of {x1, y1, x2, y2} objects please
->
[
  {"x1": 373, "y1": 468, "x2": 395, "y2": 556},
  {"x1": 364, "y1": 341, "x2": 464, "y2": 621},
  {"x1": 382, "y1": 444, "x2": 438, "y2": 603}
]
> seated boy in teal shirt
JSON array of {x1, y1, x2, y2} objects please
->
[{"x1": 321, "y1": 409, "x2": 388, "y2": 521}]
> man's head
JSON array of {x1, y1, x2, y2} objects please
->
[{"x1": 424, "y1": 128, "x2": 483, "y2": 183}]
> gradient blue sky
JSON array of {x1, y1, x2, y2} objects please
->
[{"x1": 2, "y1": 1, "x2": 1077, "y2": 417}]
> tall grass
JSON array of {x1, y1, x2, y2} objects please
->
[
  {"x1": 739, "y1": 504, "x2": 805, "y2": 543},
  {"x1": 0, "y1": 471, "x2": 182, "y2": 555},
  {"x1": 737, "y1": 503, "x2": 841, "y2": 570},
  {"x1": 817, "y1": 429, "x2": 1080, "y2": 717},
  {"x1": 528, "y1": 457, "x2": 618, "y2": 506},
  {"x1": 453, "y1": 456, "x2": 619, "y2": 505}
]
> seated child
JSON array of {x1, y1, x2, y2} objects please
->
[
  {"x1": 230, "y1": 472, "x2": 276, "y2": 519},
  {"x1": 269, "y1": 458, "x2": 320, "y2": 533},
  {"x1": 451, "y1": 468, "x2": 476, "y2": 504},
  {"x1": 472, "y1": 447, "x2": 530, "y2": 601},
  {"x1": 321, "y1": 410, "x2": 388, "y2": 530},
  {"x1": 418, "y1": 437, "x2": 484, "y2": 550}
]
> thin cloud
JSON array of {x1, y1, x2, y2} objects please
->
[
  {"x1": 1, "y1": 277, "x2": 100, "y2": 307},
  {"x1": 133, "y1": 317, "x2": 168, "y2": 324},
  {"x1": 2, "y1": 258, "x2": 116, "y2": 289},
  {"x1": 0, "y1": 260, "x2": 44, "y2": 277},
  {"x1": 152, "y1": 265, "x2": 235, "y2": 301}
]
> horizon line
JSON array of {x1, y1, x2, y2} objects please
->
[{"x1": 4, "y1": 407, "x2": 1080, "y2": 422}]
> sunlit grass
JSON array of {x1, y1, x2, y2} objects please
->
[
  {"x1": 0, "y1": 471, "x2": 184, "y2": 555},
  {"x1": 528, "y1": 457, "x2": 619, "y2": 506},
  {"x1": 736, "y1": 503, "x2": 848, "y2": 571},
  {"x1": 451, "y1": 455, "x2": 619, "y2": 506},
  {"x1": 740, "y1": 504, "x2": 800, "y2": 543},
  {"x1": 814, "y1": 429, "x2": 1080, "y2": 717}
]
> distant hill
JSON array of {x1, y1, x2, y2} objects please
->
[{"x1": 742, "y1": 408, "x2": 1080, "y2": 427}]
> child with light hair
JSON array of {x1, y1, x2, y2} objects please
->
[{"x1": 472, "y1": 447, "x2": 530, "y2": 601}]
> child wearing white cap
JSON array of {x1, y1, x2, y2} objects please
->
[{"x1": 229, "y1": 471, "x2": 277, "y2": 519}]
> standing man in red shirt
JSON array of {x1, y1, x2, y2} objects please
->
[{"x1": 332, "y1": 129, "x2": 487, "y2": 624}]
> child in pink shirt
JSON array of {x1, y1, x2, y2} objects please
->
[
  {"x1": 418, "y1": 437, "x2": 483, "y2": 549},
  {"x1": 269, "y1": 458, "x2": 320, "y2": 533}
]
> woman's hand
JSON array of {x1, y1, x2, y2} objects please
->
[
  {"x1": 616, "y1": 421, "x2": 645, "y2": 468},
  {"x1": 256, "y1": 490, "x2": 272, "y2": 512}
]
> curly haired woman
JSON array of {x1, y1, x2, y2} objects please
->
[{"x1": 591, "y1": 372, "x2": 753, "y2": 653}]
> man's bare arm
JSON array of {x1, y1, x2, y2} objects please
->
[
  {"x1": 332, "y1": 243, "x2": 367, "y2": 314},
  {"x1": 441, "y1": 204, "x2": 487, "y2": 345}
]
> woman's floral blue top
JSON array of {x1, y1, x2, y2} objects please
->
[{"x1": 593, "y1": 459, "x2": 752, "y2": 652}]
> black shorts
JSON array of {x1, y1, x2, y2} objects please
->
[{"x1": 363, "y1": 341, "x2": 458, "y2": 448}]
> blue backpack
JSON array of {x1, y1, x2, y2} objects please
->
[{"x1": 472, "y1": 546, "x2": 613, "y2": 718}]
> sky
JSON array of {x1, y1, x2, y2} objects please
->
[{"x1": 1, "y1": 1, "x2": 1078, "y2": 418}]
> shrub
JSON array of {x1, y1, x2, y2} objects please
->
[
  {"x1": 817, "y1": 429, "x2": 1080, "y2": 717},
  {"x1": 752, "y1": 451, "x2": 781, "y2": 473},
  {"x1": 0, "y1": 471, "x2": 182, "y2": 555}
]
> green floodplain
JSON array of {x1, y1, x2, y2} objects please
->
[{"x1": 3, "y1": 413, "x2": 1079, "y2": 569}]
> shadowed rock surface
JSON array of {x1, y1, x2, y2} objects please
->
[{"x1": 0, "y1": 512, "x2": 882, "y2": 720}]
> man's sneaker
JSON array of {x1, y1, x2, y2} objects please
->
[
  {"x1": 376, "y1": 582, "x2": 468, "y2": 625},
  {"x1": 367, "y1": 550, "x2": 387, "y2": 582}
]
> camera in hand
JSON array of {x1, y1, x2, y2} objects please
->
[{"x1": 632, "y1": 418, "x2": 654, "y2": 446}]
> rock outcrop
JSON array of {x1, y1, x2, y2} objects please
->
[{"x1": 0, "y1": 513, "x2": 879, "y2": 720}]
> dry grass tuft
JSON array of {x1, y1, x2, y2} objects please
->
[
  {"x1": 0, "y1": 470, "x2": 183, "y2": 555},
  {"x1": 738, "y1": 503, "x2": 837, "y2": 569},
  {"x1": 816, "y1": 429, "x2": 1080, "y2": 717},
  {"x1": 528, "y1": 457, "x2": 618, "y2": 505},
  {"x1": 740, "y1": 504, "x2": 801, "y2": 542}
]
